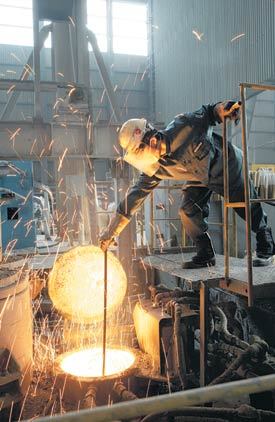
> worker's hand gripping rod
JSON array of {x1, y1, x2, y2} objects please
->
[{"x1": 102, "y1": 249, "x2": 108, "y2": 376}]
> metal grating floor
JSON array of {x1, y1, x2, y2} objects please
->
[{"x1": 143, "y1": 253, "x2": 275, "y2": 299}]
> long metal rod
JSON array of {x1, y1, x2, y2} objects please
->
[
  {"x1": 102, "y1": 249, "x2": 108, "y2": 376},
  {"x1": 240, "y1": 85, "x2": 254, "y2": 307},
  {"x1": 225, "y1": 199, "x2": 275, "y2": 207},
  {"x1": 225, "y1": 202, "x2": 245, "y2": 208},
  {"x1": 250, "y1": 198, "x2": 275, "y2": 203},
  {"x1": 0, "y1": 80, "x2": 83, "y2": 92},
  {"x1": 222, "y1": 118, "x2": 230, "y2": 280},
  {"x1": 240, "y1": 82, "x2": 275, "y2": 91},
  {"x1": 35, "y1": 373, "x2": 275, "y2": 422}
]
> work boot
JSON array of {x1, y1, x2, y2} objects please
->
[
  {"x1": 253, "y1": 227, "x2": 275, "y2": 267},
  {"x1": 182, "y1": 233, "x2": 216, "y2": 269}
]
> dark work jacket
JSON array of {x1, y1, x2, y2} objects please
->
[{"x1": 117, "y1": 103, "x2": 223, "y2": 219}]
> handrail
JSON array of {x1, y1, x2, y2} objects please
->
[
  {"x1": 240, "y1": 82, "x2": 275, "y2": 91},
  {"x1": 240, "y1": 85, "x2": 254, "y2": 306},
  {"x1": 222, "y1": 82, "x2": 275, "y2": 307},
  {"x1": 32, "y1": 374, "x2": 275, "y2": 422},
  {"x1": 222, "y1": 118, "x2": 230, "y2": 281}
]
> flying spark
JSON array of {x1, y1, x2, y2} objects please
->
[
  {"x1": 100, "y1": 89, "x2": 106, "y2": 103},
  {"x1": 8, "y1": 127, "x2": 21, "y2": 142},
  {"x1": 192, "y1": 30, "x2": 204, "y2": 41},
  {"x1": 7, "y1": 84, "x2": 16, "y2": 94},
  {"x1": 10, "y1": 53, "x2": 22, "y2": 64},
  {"x1": 30, "y1": 138, "x2": 37, "y2": 155},
  {"x1": 68, "y1": 16, "x2": 75, "y2": 27},
  {"x1": 141, "y1": 69, "x2": 147, "y2": 81},
  {"x1": 231, "y1": 33, "x2": 245, "y2": 42},
  {"x1": 58, "y1": 148, "x2": 68, "y2": 172}
]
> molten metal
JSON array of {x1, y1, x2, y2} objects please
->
[
  {"x1": 59, "y1": 347, "x2": 136, "y2": 378},
  {"x1": 48, "y1": 246, "x2": 127, "y2": 322}
]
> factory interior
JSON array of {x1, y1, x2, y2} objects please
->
[{"x1": 1, "y1": 0, "x2": 275, "y2": 421}]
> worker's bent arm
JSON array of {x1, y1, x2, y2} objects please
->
[
  {"x1": 184, "y1": 103, "x2": 222, "y2": 127},
  {"x1": 164, "y1": 103, "x2": 221, "y2": 140},
  {"x1": 117, "y1": 173, "x2": 160, "y2": 219}
]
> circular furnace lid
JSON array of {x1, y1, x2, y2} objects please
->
[{"x1": 48, "y1": 245, "x2": 127, "y2": 322}]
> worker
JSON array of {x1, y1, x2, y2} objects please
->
[{"x1": 99, "y1": 101, "x2": 275, "y2": 268}]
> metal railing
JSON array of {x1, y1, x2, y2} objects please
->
[
  {"x1": 32, "y1": 373, "x2": 275, "y2": 422},
  {"x1": 148, "y1": 184, "x2": 238, "y2": 254},
  {"x1": 223, "y1": 82, "x2": 275, "y2": 307},
  {"x1": 149, "y1": 184, "x2": 185, "y2": 250}
]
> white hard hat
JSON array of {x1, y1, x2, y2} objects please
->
[{"x1": 119, "y1": 118, "x2": 147, "y2": 150}]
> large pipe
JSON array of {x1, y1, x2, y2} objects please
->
[
  {"x1": 211, "y1": 305, "x2": 248, "y2": 350},
  {"x1": 209, "y1": 338, "x2": 268, "y2": 386},
  {"x1": 34, "y1": 373, "x2": 275, "y2": 422},
  {"x1": 112, "y1": 381, "x2": 138, "y2": 401},
  {"x1": 86, "y1": 28, "x2": 121, "y2": 122},
  {"x1": 81, "y1": 386, "x2": 97, "y2": 409},
  {"x1": 140, "y1": 405, "x2": 275, "y2": 422},
  {"x1": 153, "y1": 288, "x2": 198, "y2": 307}
]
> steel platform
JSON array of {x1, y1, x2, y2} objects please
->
[{"x1": 143, "y1": 253, "x2": 275, "y2": 299}]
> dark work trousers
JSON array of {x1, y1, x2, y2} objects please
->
[{"x1": 179, "y1": 142, "x2": 267, "y2": 242}]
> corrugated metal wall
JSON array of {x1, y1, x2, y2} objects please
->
[
  {"x1": 152, "y1": 0, "x2": 275, "y2": 123},
  {"x1": 151, "y1": 0, "x2": 275, "y2": 255}
]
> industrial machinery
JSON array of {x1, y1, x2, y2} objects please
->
[
  {"x1": 0, "y1": 161, "x2": 61, "y2": 254},
  {"x1": 133, "y1": 288, "x2": 199, "y2": 386},
  {"x1": 23, "y1": 267, "x2": 275, "y2": 421},
  {"x1": 0, "y1": 160, "x2": 35, "y2": 252},
  {"x1": 34, "y1": 182, "x2": 57, "y2": 243},
  {"x1": 133, "y1": 284, "x2": 275, "y2": 391},
  {"x1": 0, "y1": 257, "x2": 33, "y2": 420}
]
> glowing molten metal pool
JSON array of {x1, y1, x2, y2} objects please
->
[
  {"x1": 59, "y1": 347, "x2": 136, "y2": 378},
  {"x1": 48, "y1": 245, "x2": 127, "y2": 322}
]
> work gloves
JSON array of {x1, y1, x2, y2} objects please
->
[
  {"x1": 99, "y1": 213, "x2": 130, "y2": 252},
  {"x1": 214, "y1": 100, "x2": 241, "y2": 125}
]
